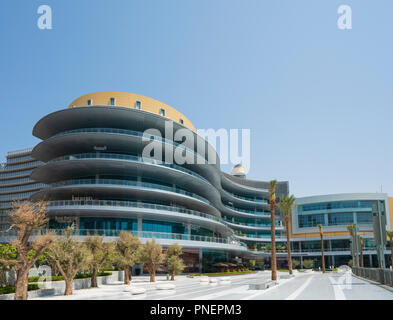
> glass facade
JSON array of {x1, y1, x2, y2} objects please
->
[
  {"x1": 297, "y1": 199, "x2": 379, "y2": 228},
  {"x1": 298, "y1": 214, "x2": 325, "y2": 228}
]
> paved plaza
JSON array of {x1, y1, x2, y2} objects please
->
[{"x1": 31, "y1": 270, "x2": 393, "y2": 300}]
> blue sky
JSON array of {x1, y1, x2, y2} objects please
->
[{"x1": 0, "y1": 0, "x2": 392, "y2": 197}]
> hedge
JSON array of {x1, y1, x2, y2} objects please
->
[
  {"x1": 28, "y1": 272, "x2": 112, "y2": 283},
  {"x1": 0, "y1": 284, "x2": 39, "y2": 295}
]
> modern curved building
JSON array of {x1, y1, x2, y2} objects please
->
[{"x1": 17, "y1": 91, "x2": 289, "y2": 272}]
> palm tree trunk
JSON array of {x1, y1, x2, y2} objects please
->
[
  {"x1": 360, "y1": 243, "x2": 364, "y2": 268},
  {"x1": 285, "y1": 219, "x2": 293, "y2": 275},
  {"x1": 321, "y1": 234, "x2": 326, "y2": 273},
  {"x1": 271, "y1": 204, "x2": 277, "y2": 281},
  {"x1": 390, "y1": 240, "x2": 393, "y2": 269}
]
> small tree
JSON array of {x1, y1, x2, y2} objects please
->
[
  {"x1": 292, "y1": 259, "x2": 300, "y2": 269},
  {"x1": 84, "y1": 235, "x2": 114, "y2": 288},
  {"x1": 114, "y1": 231, "x2": 142, "y2": 285},
  {"x1": 0, "y1": 244, "x2": 16, "y2": 287},
  {"x1": 165, "y1": 243, "x2": 184, "y2": 280},
  {"x1": 302, "y1": 259, "x2": 313, "y2": 269},
  {"x1": 139, "y1": 239, "x2": 164, "y2": 282},
  {"x1": 47, "y1": 226, "x2": 90, "y2": 295},
  {"x1": 0, "y1": 201, "x2": 54, "y2": 300}
]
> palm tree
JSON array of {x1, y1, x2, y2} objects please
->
[
  {"x1": 269, "y1": 180, "x2": 278, "y2": 281},
  {"x1": 359, "y1": 237, "x2": 364, "y2": 268},
  {"x1": 387, "y1": 231, "x2": 393, "y2": 269},
  {"x1": 277, "y1": 195, "x2": 296, "y2": 275},
  {"x1": 347, "y1": 224, "x2": 358, "y2": 267},
  {"x1": 318, "y1": 224, "x2": 326, "y2": 273}
]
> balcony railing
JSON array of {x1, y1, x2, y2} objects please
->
[
  {"x1": 222, "y1": 189, "x2": 269, "y2": 204},
  {"x1": 46, "y1": 200, "x2": 228, "y2": 227},
  {"x1": 49, "y1": 153, "x2": 210, "y2": 185},
  {"x1": 51, "y1": 128, "x2": 208, "y2": 164},
  {"x1": 48, "y1": 179, "x2": 211, "y2": 205},
  {"x1": 0, "y1": 229, "x2": 247, "y2": 248},
  {"x1": 223, "y1": 204, "x2": 270, "y2": 216}
]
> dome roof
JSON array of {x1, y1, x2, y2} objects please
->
[
  {"x1": 67, "y1": 91, "x2": 196, "y2": 132},
  {"x1": 231, "y1": 164, "x2": 246, "y2": 179}
]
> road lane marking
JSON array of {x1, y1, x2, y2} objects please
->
[
  {"x1": 285, "y1": 275, "x2": 314, "y2": 300},
  {"x1": 329, "y1": 275, "x2": 347, "y2": 300}
]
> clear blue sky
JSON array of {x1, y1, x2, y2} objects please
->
[{"x1": 0, "y1": 0, "x2": 392, "y2": 197}]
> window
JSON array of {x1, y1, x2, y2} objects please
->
[
  {"x1": 160, "y1": 108, "x2": 165, "y2": 116},
  {"x1": 136, "y1": 101, "x2": 141, "y2": 109},
  {"x1": 356, "y1": 212, "x2": 373, "y2": 224},
  {"x1": 328, "y1": 212, "x2": 353, "y2": 226},
  {"x1": 87, "y1": 99, "x2": 92, "y2": 106},
  {"x1": 179, "y1": 119, "x2": 184, "y2": 124},
  {"x1": 298, "y1": 214, "x2": 325, "y2": 228},
  {"x1": 110, "y1": 97, "x2": 115, "y2": 106}
]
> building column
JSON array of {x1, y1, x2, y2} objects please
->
[
  {"x1": 187, "y1": 223, "x2": 191, "y2": 240},
  {"x1": 199, "y1": 249, "x2": 203, "y2": 274},
  {"x1": 332, "y1": 255, "x2": 335, "y2": 268},
  {"x1": 137, "y1": 217, "x2": 142, "y2": 235}
]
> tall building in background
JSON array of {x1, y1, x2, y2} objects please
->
[{"x1": 0, "y1": 149, "x2": 45, "y2": 231}]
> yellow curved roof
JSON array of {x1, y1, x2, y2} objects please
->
[{"x1": 68, "y1": 91, "x2": 196, "y2": 131}]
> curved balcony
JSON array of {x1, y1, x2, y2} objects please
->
[
  {"x1": 46, "y1": 200, "x2": 232, "y2": 234},
  {"x1": 233, "y1": 233, "x2": 287, "y2": 242},
  {"x1": 0, "y1": 229, "x2": 248, "y2": 253},
  {"x1": 221, "y1": 189, "x2": 269, "y2": 205},
  {"x1": 223, "y1": 220, "x2": 284, "y2": 231},
  {"x1": 48, "y1": 178, "x2": 211, "y2": 204},
  {"x1": 49, "y1": 153, "x2": 210, "y2": 185},
  {"x1": 222, "y1": 204, "x2": 271, "y2": 219}
]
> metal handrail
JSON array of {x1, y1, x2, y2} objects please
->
[
  {"x1": 0, "y1": 229, "x2": 246, "y2": 247},
  {"x1": 48, "y1": 179, "x2": 211, "y2": 205},
  {"x1": 47, "y1": 200, "x2": 226, "y2": 226},
  {"x1": 49, "y1": 153, "x2": 210, "y2": 184}
]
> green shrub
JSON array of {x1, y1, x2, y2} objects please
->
[
  {"x1": 0, "y1": 284, "x2": 39, "y2": 295},
  {"x1": 292, "y1": 259, "x2": 300, "y2": 269},
  {"x1": 302, "y1": 259, "x2": 314, "y2": 269},
  {"x1": 28, "y1": 272, "x2": 112, "y2": 283},
  {"x1": 100, "y1": 267, "x2": 122, "y2": 271}
]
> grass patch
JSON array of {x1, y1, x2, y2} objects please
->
[
  {"x1": 0, "y1": 284, "x2": 39, "y2": 295},
  {"x1": 278, "y1": 269, "x2": 289, "y2": 272}
]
